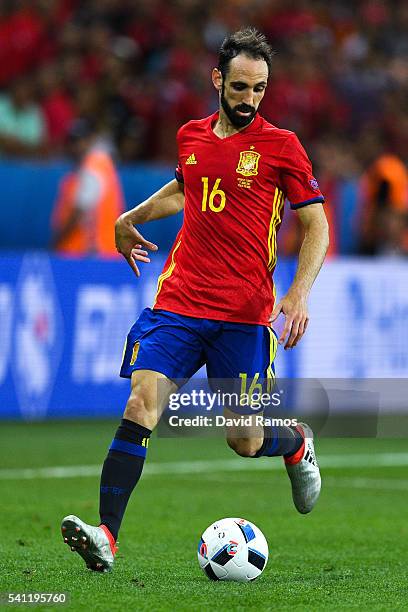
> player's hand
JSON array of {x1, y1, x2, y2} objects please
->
[
  {"x1": 269, "y1": 290, "x2": 309, "y2": 350},
  {"x1": 115, "y1": 214, "x2": 158, "y2": 277}
]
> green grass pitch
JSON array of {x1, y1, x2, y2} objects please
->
[{"x1": 1, "y1": 421, "x2": 408, "y2": 611}]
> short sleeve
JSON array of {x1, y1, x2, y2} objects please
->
[
  {"x1": 174, "y1": 125, "x2": 184, "y2": 183},
  {"x1": 279, "y1": 133, "x2": 325, "y2": 210},
  {"x1": 175, "y1": 160, "x2": 184, "y2": 183}
]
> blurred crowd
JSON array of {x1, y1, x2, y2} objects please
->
[{"x1": 1, "y1": 0, "x2": 408, "y2": 254}]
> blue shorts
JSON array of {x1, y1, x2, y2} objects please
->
[{"x1": 120, "y1": 308, "x2": 277, "y2": 387}]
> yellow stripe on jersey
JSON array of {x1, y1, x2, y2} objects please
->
[
  {"x1": 267, "y1": 187, "x2": 280, "y2": 269},
  {"x1": 270, "y1": 190, "x2": 284, "y2": 271},
  {"x1": 152, "y1": 238, "x2": 182, "y2": 306},
  {"x1": 268, "y1": 190, "x2": 285, "y2": 272},
  {"x1": 266, "y1": 326, "x2": 278, "y2": 393},
  {"x1": 272, "y1": 282, "x2": 277, "y2": 309}
]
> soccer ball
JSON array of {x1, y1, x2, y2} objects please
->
[{"x1": 197, "y1": 517, "x2": 268, "y2": 582}]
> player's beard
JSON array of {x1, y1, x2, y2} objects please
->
[{"x1": 221, "y1": 87, "x2": 257, "y2": 128}]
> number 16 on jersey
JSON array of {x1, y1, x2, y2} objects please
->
[{"x1": 201, "y1": 177, "x2": 226, "y2": 212}]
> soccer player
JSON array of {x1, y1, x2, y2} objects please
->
[{"x1": 62, "y1": 28, "x2": 329, "y2": 572}]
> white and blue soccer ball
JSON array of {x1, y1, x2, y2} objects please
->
[{"x1": 197, "y1": 517, "x2": 268, "y2": 582}]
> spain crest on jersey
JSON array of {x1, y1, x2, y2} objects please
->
[{"x1": 236, "y1": 150, "x2": 260, "y2": 176}]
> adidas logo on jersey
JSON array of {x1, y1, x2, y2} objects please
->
[{"x1": 186, "y1": 153, "x2": 197, "y2": 165}]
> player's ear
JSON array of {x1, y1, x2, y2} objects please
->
[{"x1": 212, "y1": 68, "x2": 223, "y2": 92}]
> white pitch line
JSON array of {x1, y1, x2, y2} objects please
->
[
  {"x1": 1, "y1": 453, "x2": 408, "y2": 481},
  {"x1": 324, "y1": 477, "x2": 408, "y2": 491}
]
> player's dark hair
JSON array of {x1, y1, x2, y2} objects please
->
[{"x1": 218, "y1": 27, "x2": 274, "y2": 79}]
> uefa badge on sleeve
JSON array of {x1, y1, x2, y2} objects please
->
[{"x1": 309, "y1": 178, "x2": 320, "y2": 191}]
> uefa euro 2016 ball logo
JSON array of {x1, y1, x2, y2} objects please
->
[{"x1": 226, "y1": 540, "x2": 239, "y2": 556}]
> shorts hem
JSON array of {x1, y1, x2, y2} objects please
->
[{"x1": 120, "y1": 365, "x2": 187, "y2": 387}]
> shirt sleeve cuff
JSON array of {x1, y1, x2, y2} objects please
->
[
  {"x1": 290, "y1": 196, "x2": 325, "y2": 210},
  {"x1": 175, "y1": 169, "x2": 184, "y2": 183}
]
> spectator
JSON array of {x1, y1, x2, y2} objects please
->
[
  {"x1": 38, "y1": 63, "x2": 76, "y2": 150},
  {"x1": 358, "y1": 131, "x2": 408, "y2": 255},
  {"x1": 51, "y1": 118, "x2": 125, "y2": 257},
  {"x1": 0, "y1": 1, "x2": 46, "y2": 87},
  {"x1": 359, "y1": 153, "x2": 408, "y2": 255},
  {"x1": 0, "y1": 76, "x2": 47, "y2": 156}
]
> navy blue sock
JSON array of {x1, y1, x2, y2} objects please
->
[
  {"x1": 99, "y1": 419, "x2": 151, "y2": 540},
  {"x1": 253, "y1": 426, "x2": 303, "y2": 458}
]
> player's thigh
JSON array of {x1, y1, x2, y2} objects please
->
[
  {"x1": 205, "y1": 323, "x2": 277, "y2": 452},
  {"x1": 120, "y1": 308, "x2": 205, "y2": 428},
  {"x1": 124, "y1": 369, "x2": 177, "y2": 430},
  {"x1": 205, "y1": 322, "x2": 278, "y2": 399},
  {"x1": 120, "y1": 308, "x2": 205, "y2": 382}
]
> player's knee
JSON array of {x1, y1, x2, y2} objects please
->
[
  {"x1": 124, "y1": 389, "x2": 154, "y2": 427},
  {"x1": 227, "y1": 437, "x2": 258, "y2": 458}
]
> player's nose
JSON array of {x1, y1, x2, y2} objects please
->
[{"x1": 242, "y1": 90, "x2": 255, "y2": 107}]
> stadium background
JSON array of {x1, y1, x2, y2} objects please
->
[
  {"x1": 1, "y1": 0, "x2": 408, "y2": 417},
  {"x1": 1, "y1": 3, "x2": 408, "y2": 610}
]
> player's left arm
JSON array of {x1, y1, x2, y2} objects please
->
[{"x1": 270, "y1": 203, "x2": 329, "y2": 349}]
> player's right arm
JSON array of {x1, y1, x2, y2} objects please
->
[{"x1": 115, "y1": 179, "x2": 185, "y2": 276}]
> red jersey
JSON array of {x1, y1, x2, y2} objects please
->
[{"x1": 153, "y1": 112, "x2": 324, "y2": 326}]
